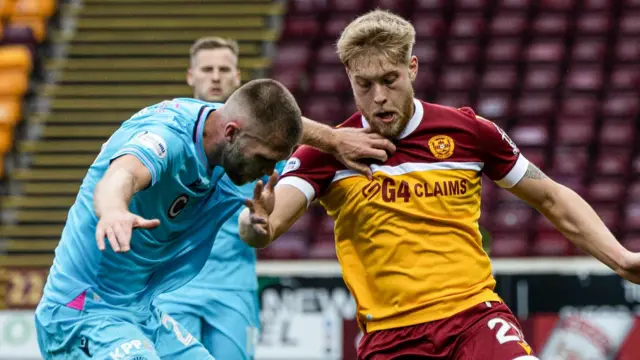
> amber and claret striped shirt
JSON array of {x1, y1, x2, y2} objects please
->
[{"x1": 278, "y1": 99, "x2": 530, "y2": 332}]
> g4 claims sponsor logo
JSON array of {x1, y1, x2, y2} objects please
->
[{"x1": 362, "y1": 178, "x2": 468, "y2": 203}]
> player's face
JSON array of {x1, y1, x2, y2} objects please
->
[
  {"x1": 347, "y1": 54, "x2": 418, "y2": 138},
  {"x1": 222, "y1": 128, "x2": 292, "y2": 185},
  {"x1": 188, "y1": 48, "x2": 241, "y2": 103}
]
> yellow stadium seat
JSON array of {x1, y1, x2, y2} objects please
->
[
  {"x1": 0, "y1": 70, "x2": 28, "y2": 96},
  {"x1": 12, "y1": 0, "x2": 55, "y2": 18},
  {"x1": 0, "y1": 46, "x2": 32, "y2": 72},
  {"x1": 10, "y1": 17, "x2": 46, "y2": 42},
  {"x1": 0, "y1": 155, "x2": 5, "y2": 178},
  {"x1": 0, "y1": 124, "x2": 13, "y2": 154},
  {"x1": 0, "y1": 0, "x2": 16, "y2": 18},
  {"x1": 0, "y1": 98, "x2": 22, "y2": 126}
]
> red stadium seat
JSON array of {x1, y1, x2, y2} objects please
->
[
  {"x1": 576, "y1": 13, "x2": 611, "y2": 35},
  {"x1": 561, "y1": 95, "x2": 599, "y2": 117},
  {"x1": 413, "y1": 15, "x2": 446, "y2": 39},
  {"x1": 565, "y1": 67, "x2": 604, "y2": 91},
  {"x1": 620, "y1": 13, "x2": 640, "y2": 35},
  {"x1": 310, "y1": 67, "x2": 349, "y2": 93},
  {"x1": 490, "y1": 205, "x2": 534, "y2": 231},
  {"x1": 485, "y1": 40, "x2": 521, "y2": 63},
  {"x1": 602, "y1": 94, "x2": 639, "y2": 118},
  {"x1": 555, "y1": 118, "x2": 595, "y2": 145},
  {"x1": 282, "y1": 16, "x2": 320, "y2": 39},
  {"x1": 627, "y1": 0, "x2": 640, "y2": 8},
  {"x1": 259, "y1": 233, "x2": 309, "y2": 259},
  {"x1": 539, "y1": 0, "x2": 576, "y2": 11},
  {"x1": 303, "y1": 96, "x2": 344, "y2": 125},
  {"x1": 616, "y1": 38, "x2": 640, "y2": 62},
  {"x1": 551, "y1": 175, "x2": 586, "y2": 196},
  {"x1": 373, "y1": 0, "x2": 409, "y2": 14},
  {"x1": 324, "y1": 16, "x2": 354, "y2": 39},
  {"x1": 591, "y1": 204, "x2": 620, "y2": 231},
  {"x1": 490, "y1": 232, "x2": 529, "y2": 257},
  {"x1": 522, "y1": 147, "x2": 547, "y2": 170},
  {"x1": 480, "y1": 66, "x2": 517, "y2": 91},
  {"x1": 455, "y1": 0, "x2": 489, "y2": 11},
  {"x1": 413, "y1": 41, "x2": 439, "y2": 64},
  {"x1": 582, "y1": 0, "x2": 611, "y2": 11},
  {"x1": 436, "y1": 92, "x2": 472, "y2": 109},
  {"x1": 622, "y1": 234, "x2": 640, "y2": 253},
  {"x1": 516, "y1": 95, "x2": 555, "y2": 118},
  {"x1": 413, "y1": 70, "x2": 435, "y2": 92},
  {"x1": 439, "y1": 66, "x2": 477, "y2": 91},
  {"x1": 415, "y1": 0, "x2": 446, "y2": 11},
  {"x1": 497, "y1": 0, "x2": 531, "y2": 11},
  {"x1": 551, "y1": 146, "x2": 589, "y2": 175},
  {"x1": 476, "y1": 94, "x2": 513, "y2": 120},
  {"x1": 316, "y1": 42, "x2": 341, "y2": 65},
  {"x1": 273, "y1": 43, "x2": 311, "y2": 69},
  {"x1": 594, "y1": 148, "x2": 631, "y2": 176},
  {"x1": 532, "y1": 232, "x2": 572, "y2": 256},
  {"x1": 532, "y1": 14, "x2": 570, "y2": 37},
  {"x1": 624, "y1": 202, "x2": 640, "y2": 232},
  {"x1": 271, "y1": 68, "x2": 303, "y2": 93},
  {"x1": 490, "y1": 13, "x2": 528, "y2": 37},
  {"x1": 526, "y1": 41, "x2": 565, "y2": 63},
  {"x1": 609, "y1": 67, "x2": 640, "y2": 90},
  {"x1": 287, "y1": 0, "x2": 328, "y2": 14},
  {"x1": 328, "y1": 0, "x2": 367, "y2": 13},
  {"x1": 599, "y1": 120, "x2": 636, "y2": 145},
  {"x1": 633, "y1": 154, "x2": 640, "y2": 176},
  {"x1": 523, "y1": 66, "x2": 560, "y2": 90},
  {"x1": 630, "y1": 181, "x2": 640, "y2": 201},
  {"x1": 536, "y1": 213, "x2": 557, "y2": 232},
  {"x1": 510, "y1": 123, "x2": 549, "y2": 147},
  {"x1": 572, "y1": 38, "x2": 607, "y2": 63},
  {"x1": 446, "y1": 42, "x2": 479, "y2": 64},
  {"x1": 587, "y1": 178, "x2": 625, "y2": 203}
]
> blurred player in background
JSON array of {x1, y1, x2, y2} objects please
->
[
  {"x1": 35, "y1": 79, "x2": 304, "y2": 360},
  {"x1": 154, "y1": 36, "x2": 396, "y2": 359},
  {"x1": 239, "y1": 10, "x2": 640, "y2": 360}
]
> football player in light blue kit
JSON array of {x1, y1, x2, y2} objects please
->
[
  {"x1": 34, "y1": 79, "x2": 304, "y2": 360},
  {"x1": 155, "y1": 36, "x2": 398, "y2": 360}
]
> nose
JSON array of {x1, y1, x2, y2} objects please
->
[
  {"x1": 211, "y1": 68, "x2": 221, "y2": 82},
  {"x1": 373, "y1": 84, "x2": 387, "y2": 105}
]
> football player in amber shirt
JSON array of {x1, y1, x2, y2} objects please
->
[{"x1": 240, "y1": 10, "x2": 640, "y2": 360}]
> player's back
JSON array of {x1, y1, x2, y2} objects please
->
[{"x1": 42, "y1": 98, "x2": 242, "y2": 310}]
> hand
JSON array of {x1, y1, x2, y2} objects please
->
[
  {"x1": 332, "y1": 127, "x2": 396, "y2": 179},
  {"x1": 95, "y1": 210, "x2": 160, "y2": 252},
  {"x1": 244, "y1": 171, "x2": 278, "y2": 237},
  {"x1": 616, "y1": 252, "x2": 640, "y2": 284}
]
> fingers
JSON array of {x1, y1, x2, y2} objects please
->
[
  {"x1": 112, "y1": 222, "x2": 130, "y2": 252},
  {"x1": 250, "y1": 214, "x2": 268, "y2": 225},
  {"x1": 370, "y1": 138, "x2": 396, "y2": 154},
  {"x1": 253, "y1": 180, "x2": 264, "y2": 201},
  {"x1": 96, "y1": 226, "x2": 106, "y2": 251},
  {"x1": 245, "y1": 198, "x2": 255, "y2": 212},
  {"x1": 358, "y1": 148, "x2": 389, "y2": 162},
  {"x1": 265, "y1": 170, "x2": 279, "y2": 191},
  {"x1": 134, "y1": 217, "x2": 161, "y2": 229},
  {"x1": 105, "y1": 227, "x2": 121, "y2": 252},
  {"x1": 347, "y1": 161, "x2": 373, "y2": 180}
]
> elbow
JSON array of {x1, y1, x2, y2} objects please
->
[{"x1": 538, "y1": 183, "x2": 580, "y2": 236}]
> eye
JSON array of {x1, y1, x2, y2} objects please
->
[{"x1": 383, "y1": 76, "x2": 397, "y2": 86}]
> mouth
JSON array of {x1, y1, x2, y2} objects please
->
[
  {"x1": 209, "y1": 88, "x2": 222, "y2": 95},
  {"x1": 375, "y1": 111, "x2": 396, "y2": 123}
]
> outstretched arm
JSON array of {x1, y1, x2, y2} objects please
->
[
  {"x1": 300, "y1": 116, "x2": 396, "y2": 178},
  {"x1": 509, "y1": 163, "x2": 637, "y2": 281}
]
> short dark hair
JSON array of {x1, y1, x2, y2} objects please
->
[
  {"x1": 189, "y1": 36, "x2": 239, "y2": 66},
  {"x1": 227, "y1": 79, "x2": 302, "y2": 144}
]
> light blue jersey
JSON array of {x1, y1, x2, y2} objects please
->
[{"x1": 36, "y1": 98, "x2": 247, "y2": 359}]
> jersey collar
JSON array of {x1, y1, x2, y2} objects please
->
[{"x1": 360, "y1": 98, "x2": 423, "y2": 139}]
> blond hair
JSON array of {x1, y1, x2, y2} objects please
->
[
  {"x1": 337, "y1": 10, "x2": 416, "y2": 68},
  {"x1": 189, "y1": 36, "x2": 239, "y2": 65}
]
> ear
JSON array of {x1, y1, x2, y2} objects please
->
[
  {"x1": 223, "y1": 121, "x2": 241, "y2": 142},
  {"x1": 187, "y1": 67, "x2": 194, "y2": 87},
  {"x1": 234, "y1": 68, "x2": 242, "y2": 86},
  {"x1": 408, "y1": 55, "x2": 418, "y2": 82}
]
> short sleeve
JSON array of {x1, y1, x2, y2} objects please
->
[
  {"x1": 277, "y1": 145, "x2": 341, "y2": 207},
  {"x1": 472, "y1": 113, "x2": 530, "y2": 188},
  {"x1": 111, "y1": 125, "x2": 186, "y2": 187}
]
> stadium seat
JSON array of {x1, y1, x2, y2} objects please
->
[
  {"x1": 523, "y1": 66, "x2": 560, "y2": 90},
  {"x1": 555, "y1": 118, "x2": 595, "y2": 145},
  {"x1": 624, "y1": 202, "x2": 640, "y2": 232},
  {"x1": 413, "y1": 41, "x2": 438, "y2": 64},
  {"x1": 632, "y1": 154, "x2": 640, "y2": 176},
  {"x1": 324, "y1": 16, "x2": 354, "y2": 39},
  {"x1": 259, "y1": 233, "x2": 308, "y2": 259},
  {"x1": 436, "y1": 92, "x2": 472, "y2": 109},
  {"x1": 594, "y1": 148, "x2": 631, "y2": 176},
  {"x1": 446, "y1": 42, "x2": 479, "y2": 64},
  {"x1": 481, "y1": 66, "x2": 517, "y2": 91},
  {"x1": 591, "y1": 204, "x2": 620, "y2": 231},
  {"x1": 536, "y1": 213, "x2": 558, "y2": 232},
  {"x1": 413, "y1": 15, "x2": 446, "y2": 39},
  {"x1": 516, "y1": 95, "x2": 555, "y2": 118},
  {"x1": 587, "y1": 178, "x2": 625, "y2": 203},
  {"x1": 630, "y1": 181, "x2": 640, "y2": 201},
  {"x1": 551, "y1": 146, "x2": 589, "y2": 175},
  {"x1": 551, "y1": 175, "x2": 586, "y2": 196},
  {"x1": 622, "y1": 233, "x2": 640, "y2": 253},
  {"x1": 308, "y1": 215, "x2": 336, "y2": 259},
  {"x1": 620, "y1": 13, "x2": 640, "y2": 35},
  {"x1": 303, "y1": 96, "x2": 344, "y2": 125},
  {"x1": 329, "y1": 0, "x2": 367, "y2": 12},
  {"x1": 490, "y1": 205, "x2": 533, "y2": 231},
  {"x1": 287, "y1": 0, "x2": 328, "y2": 14},
  {"x1": 576, "y1": 13, "x2": 610, "y2": 35},
  {"x1": 0, "y1": 25, "x2": 36, "y2": 45},
  {"x1": 602, "y1": 94, "x2": 639, "y2": 119},
  {"x1": 521, "y1": 147, "x2": 547, "y2": 169},
  {"x1": 11, "y1": 0, "x2": 56, "y2": 18},
  {"x1": 497, "y1": 0, "x2": 531, "y2": 11},
  {"x1": 455, "y1": 0, "x2": 489, "y2": 11},
  {"x1": 561, "y1": 95, "x2": 599, "y2": 117},
  {"x1": 415, "y1": 0, "x2": 446, "y2": 11},
  {"x1": 439, "y1": 66, "x2": 476, "y2": 91},
  {"x1": 490, "y1": 13, "x2": 527, "y2": 37},
  {"x1": 271, "y1": 68, "x2": 303, "y2": 94},
  {"x1": 532, "y1": 14, "x2": 570, "y2": 37},
  {"x1": 373, "y1": 0, "x2": 409, "y2": 14},
  {"x1": 9, "y1": 17, "x2": 46, "y2": 42},
  {"x1": 565, "y1": 67, "x2": 604, "y2": 91},
  {"x1": 316, "y1": 41, "x2": 341, "y2": 65},
  {"x1": 449, "y1": 15, "x2": 484, "y2": 39},
  {"x1": 273, "y1": 43, "x2": 311, "y2": 69},
  {"x1": 310, "y1": 67, "x2": 349, "y2": 93},
  {"x1": 609, "y1": 67, "x2": 640, "y2": 90},
  {"x1": 627, "y1": 0, "x2": 640, "y2": 8},
  {"x1": 413, "y1": 70, "x2": 434, "y2": 92},
  {"x1": 616, "y1": 38, "x2": 640, "y2": 62},
  {"x1": 0, "y1": 125, "x2": 13, "y2": 154},
  {"x1": 572, "y1": 38, "x2": 607, "y2": 63},
  {"x1": 485, "y1": 40, "x2": 521, "y2": 63},
  {"x1": 490, "y1": 232, "x2": 529, "y2": 257},
  {"x1": 526, "y1": 41, "x2": 565, "y2": 63},
  {"x1": 0, "y1": 98, "x2": 21, "y2": 126},
  {"x1": 599, "y1": 120, "x2": 636, "y2": 145},
  {"x1": 510, "y1": 123, "x2": 549, "y2": 147},
  {"x1": 0, "y1": 45, "x2": 32, "y2": 73},
  {"x1": 0, "y1": 70, "x2": 28, "y2": 96},
  {"x1": 539, "y1": 0, "x2": 576, "y2": 11},
  {"x1": 476, "y1": 93, "x2": 512, "y2": 119},
  {"x1": 532, "y1": 232, "x2": 572, "y2": 256},
  {"x1": 283, "y1": 16, "x2": 320, "y2": 39},
  {"x1": 582, "y1": 0, "x2": 611, "y2": 11}
]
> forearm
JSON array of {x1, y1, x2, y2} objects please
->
[
  {"x1": 540, "y1": 184, "x2": 628, "y2": 270},
  {"x1": 94, "y1": 168, "x2": 137, "y2": 217},
  {"x1": 300, "y1": 117, "x2": 337, "y2": 153}
]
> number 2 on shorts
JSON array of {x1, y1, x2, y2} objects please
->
[{"x1": 487, "y1": 318, "x2": 525, "y2": 345}]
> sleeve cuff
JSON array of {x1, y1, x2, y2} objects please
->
[
  {"x1": 276, "y1": 176, "x2": 316, "y2": 208},
  {"x1": 495, "y1": 155, "x2": 529, "y2": 189}
]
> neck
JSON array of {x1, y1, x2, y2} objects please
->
[{"x1": 202, "y1": 110, "x2": 225, "y2": 167}]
